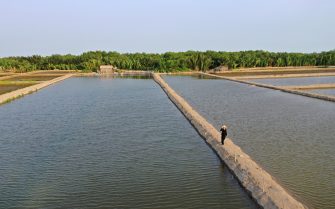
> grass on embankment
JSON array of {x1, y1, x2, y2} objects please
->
[
  {"x1": 0, "y1": 72, "x2": 72, "y2": 96},
  {"x1": 31, "y1": 70, "x2": 77, "y2": 74},
  {"x1": 0, "y1": 82, "x2": 38, "y2": 95},
  {"x1": 0, "y1": 74, "x2": 12, "y2": 77},
  {"x1": 4, "y1": 75, "x2": 61, "y2": 82}
]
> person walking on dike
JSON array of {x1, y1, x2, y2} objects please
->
[{"x1": 220, "y1": 125, "x2": 227, "y2": 145}]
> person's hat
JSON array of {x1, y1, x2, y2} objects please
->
[{"x1": 221, "y1": 125, "x2": 227, "y2": 129}]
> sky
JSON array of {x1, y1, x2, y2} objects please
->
[{"x1": 0, "y1": 0, "x2": 334, "y2": 57}]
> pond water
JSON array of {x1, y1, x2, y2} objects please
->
[
  {"x1": 164, "y1": 75, "x2": 335, "y2": 209},
  {"x1": 0, "y1": 77, "x2": 256, "y2": 209},
  {"x1": 309, "y1": 88, "x2": 335, "y2": 97},
  {"x1": 250, "y1": 76, "x2": 335, "y2": 86}
]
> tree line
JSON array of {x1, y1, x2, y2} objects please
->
[{"x1": 0, "y1": 50, "x2": 334, "y2": 72}]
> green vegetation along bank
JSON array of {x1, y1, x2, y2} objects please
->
[{"x1": 0, "y1": 50, "x2": 334, "y2": 73}]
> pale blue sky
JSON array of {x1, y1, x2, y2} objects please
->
[{"x1": 0, "y1": 0, "x2": 334, "y2": 57}]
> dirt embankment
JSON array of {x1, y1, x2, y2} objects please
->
[{"x1": 153, "y1": 73, "x2": 307, "y2": 209}]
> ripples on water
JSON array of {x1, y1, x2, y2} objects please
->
[
  {"x1": 251, "y1": 75, "x2": 335, "y2": 86},
  {"x1": 164, "y1": 75, "x2": 335, "y2": 209},
  {"x1": 0, "y1": 77, "x2": 256, "y2": 209}
]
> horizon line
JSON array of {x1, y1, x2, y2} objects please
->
[{"x1": 2, "y1": 49, "x2": 335, "y2": 58}]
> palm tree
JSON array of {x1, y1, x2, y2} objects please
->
[{"x1": 188, "y1": 53, "x2": 212, "y2": 72}]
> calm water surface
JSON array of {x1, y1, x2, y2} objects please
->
[
  {"x1": 164, "y1": 75, "x2": 335, "y2": 209},
  {"x1": 251, "y1": 76, "x2": 335, "y2": 86},
  {"x1": 309, "y1": 88, "x2": 335, "y2": 97},
  {"x1": 0, "y1": 77, "x2": 256, "y2": 209}
]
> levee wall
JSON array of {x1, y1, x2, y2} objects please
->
[{"x1": 153, "y1": 73, "x2": 307, "y2": 209}]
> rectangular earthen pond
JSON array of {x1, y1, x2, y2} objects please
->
[
  {"x1": 163, "y1": 75, "x2": 335, "y2": 209},
  {"x1": 0, "y1": 77, "x2": 257, "y2": 209}
]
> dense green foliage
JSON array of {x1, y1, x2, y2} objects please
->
[{"x1": 0, "y1": 50, "x2": 334, "y2": 72}]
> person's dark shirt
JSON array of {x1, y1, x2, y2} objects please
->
[{"x1": 220, "y1": 128, "x2": 227, "y2": 138}]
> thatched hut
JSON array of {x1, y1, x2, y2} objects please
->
[
  {"x1": 98, "y1": 65, "x2": 118, "y2": 74},
  {"x1": 213, "y1": 65, "x2": 229, "y2": 72}
]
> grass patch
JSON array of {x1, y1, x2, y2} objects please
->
[
  {"x1": 5, "y1": 75, "x2": 61, "y2": 82},
  {"x1": 33, "y1": 71, "x2": 75, "y2": 74},
  {"x1": 0, "y1": 80, "x2": 40, "y2": 85},
  {"x1": 0, "y1": 83, "x2": 37, "y2": 95}
]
